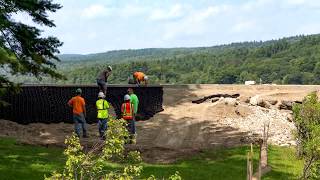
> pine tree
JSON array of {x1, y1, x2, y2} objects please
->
[{"x1": 0, "y1": 0, "x2": 63, "y2": 104}]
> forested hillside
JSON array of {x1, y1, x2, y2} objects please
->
[{"x1": 15, "y1": 34, "x2": 320, "y2": 85}]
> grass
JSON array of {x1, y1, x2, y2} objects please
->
[
  {"x1": 0, "y1": 137, "x2": 65, "y2": 180},
  {"x1": 0, "y1": 137, "x2": 303, "y2": 180}
]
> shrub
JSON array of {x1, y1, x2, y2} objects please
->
[
  {"x1": 293, "y1": 92, "x2": 320, "y2": 179},
  {"x1": 45, "y1": 118, "x2": 181, "y2": 180}
]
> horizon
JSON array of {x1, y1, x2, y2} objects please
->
[
  {"x1": 60, "y1": 33, "x2": 316, "y2": 55},
  {"x1": 16, "y1": 0, "x2": 320, "y2": 54}
]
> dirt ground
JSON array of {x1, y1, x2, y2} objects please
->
[{"x1": 1, "y1": 85, "x2": 320, "y2": 163}]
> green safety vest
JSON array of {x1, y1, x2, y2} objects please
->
[{"x1": 96, "y1": 99, "x2": 109, "y2": 119}]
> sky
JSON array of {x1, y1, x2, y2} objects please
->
[{"x1": 18, "y1": 0, "x2": 320, "y2": 54}]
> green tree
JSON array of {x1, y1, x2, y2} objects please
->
[
  {"x1": 293, "y1": 92, "x2": 320, "y2": 179},
  {"x1": 0, "y1": 0, "x2": 63, "y2": 104}
]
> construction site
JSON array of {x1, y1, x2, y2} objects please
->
[{"x1": 1, "y1": 84, "x2": 317, "y2": 164}]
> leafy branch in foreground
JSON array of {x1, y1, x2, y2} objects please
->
[
  {"x1": 45, "y1": 118, "x2": 181, "y2": 180},
  {"x1": 293, "y1": 92, "x2": 320, "y2": 179}
]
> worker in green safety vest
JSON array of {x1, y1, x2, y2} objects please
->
[{"x1": 96, "y1": 92, "x2": 110, "y2": 140}]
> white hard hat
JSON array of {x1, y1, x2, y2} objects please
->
[
  {"x1": 144, "y1": 75, "x2": 148, "y2": 80},
  {"x1": 124, "y1": 94, "x2": 131, "y2": 101},
  {"x1": 98, "y1": 92, "x2": 105, "y2": 98},
  {"x1": 107, "y1": 65, "x2": 112, "y2": 71}
]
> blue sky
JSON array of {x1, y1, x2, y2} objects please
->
[{"x1": 25, "y1": 0, "x2": 320, "y2": 54}]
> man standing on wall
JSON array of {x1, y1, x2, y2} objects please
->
[
  {"x1": 97, "y1": 66, "x2": 112, "y2": 95},
  {"x1": 96, "y1": 92, "x2": 110, "y2": 140},
  {"x1": 68, "y1": 88, "x2": 88, "y2": 138}
]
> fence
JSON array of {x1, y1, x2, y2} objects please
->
[{"x1": 0, "y1": 85, "x2": 163, "y2": 124}]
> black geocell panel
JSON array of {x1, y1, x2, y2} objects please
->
[{"x1": 0, "y1": 85, "x2": 164, "y2": 124}]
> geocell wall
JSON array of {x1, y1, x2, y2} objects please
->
[{"x1": 0, "y1": 85, "x2": 163, "y2": 124}]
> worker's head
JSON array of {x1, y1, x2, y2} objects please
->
[
  {"x1": 124, "y1": 94, "x2": 131, "y2": 102},
  {"x1": 107, "y1": 65, "x2": 112, "y2": 71},
  {"x1": 98, "y1": 92, "x2": 105, "y2": 99},
  {"x1": 144, "y1": 75, "x2": 148, "y2": 81},
  {"x1": 127, "y1": 88, "x2": 134, "y2": 95},
  {"x1": 76, "y1": 88, "x2": 82, "y2": 95}
]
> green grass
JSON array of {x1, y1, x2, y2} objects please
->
[
  {"x1": 0, "y1": 137, "x2": 65, "y2": 180},
  {"x1": 140, "y1": 146, "x2": 303, "y2": 180},
  {"x1": 0, "y1": 137, "x2": 303, "y2": 180}
]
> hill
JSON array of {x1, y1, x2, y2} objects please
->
[{"x1": 13, "y1": 34, "x2": 320, "y2": 85}]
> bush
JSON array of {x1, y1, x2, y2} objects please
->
[{"x1": 293, "y1": 92, "x2": 320, "y2": 179}]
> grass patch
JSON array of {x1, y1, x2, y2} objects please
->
[
  {"x1": 140, "y1": 146, "x2": 303, "y2": 180},
  {"x1": 0, "y1": 137, "x2": 65, "y2": 180},
  {"x1": 0, "y1": 137, "x2": 303, "y2": 180}
]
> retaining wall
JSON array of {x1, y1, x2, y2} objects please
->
[{"x1": 0, "y1": 85, "x2": 163, "y2": 124}]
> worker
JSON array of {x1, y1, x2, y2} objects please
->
[
  {"x1": 68, "y1": 88, "x2": 87, "y2": 138},
  {"x1": 96, "y1": 66, "x2": 112, "y2": 95},
  {"x1": 129, "y1": 71, "x2": 148, "y2": 86},
  {"x1": 121, "y1": 94, "x2": 135, "y2": 143},
  {"x1": 128, "y1": 88, "x2": 139, "y2": 119},
  {"x1": 96, "y1": 92, "x2": 110, "y2": 140}
]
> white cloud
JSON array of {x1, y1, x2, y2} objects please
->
[
  {"x1": 119, "y1": 4, "x2": 147, "y2": 17},
  {"x1": 232, "y1": 20, "x2": 256, "y2": 33},
  {"x1": 81, "y1": 4, "x2": 110, "y2": 19},
  {"x1": 162, "y1": 5, "x2": 231, "y2": 40},
  {"x1": 149, "y1": 4, "x2": 186, "y2": 21}
]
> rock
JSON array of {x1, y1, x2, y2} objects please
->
[
  {"x1": 279, "y1": 101, "x2": 294, "y2": 110},
  {"x1": 224, "y1": 98, "x2": 237, "y2": 106},
  {"x1": 245, "y1": 97, "x2": 250, "y2": 103},
  {"x1": 250, "y1": 95, "x2": 262, "y2": 106},
  {"x1": 267, "y1": 100, "x2": 278, "y2": 105}
]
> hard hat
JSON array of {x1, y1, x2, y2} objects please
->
[
  {"x1": 124, "y1": 94, "x2": 131, "y2": 101},
  {"x1": 144, "y1": 75, "x2": 148, "y2": 80},
  {"x1": 76, "y1": 88, "x2": 82, "y2": 94},
  {"x1": 107, "y1": 65, "x2": 112, "y2": 71},
  {"x1": 98, "y1": 92, "x2": 105, "y2": 98}
]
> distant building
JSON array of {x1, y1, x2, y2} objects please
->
[{"x1": 245, "y1": 81, "x2": 256, "y2": 85}]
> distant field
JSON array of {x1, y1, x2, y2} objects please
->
[{"x1": 0, "y1": 137, "x2": 302, "y2": 180}]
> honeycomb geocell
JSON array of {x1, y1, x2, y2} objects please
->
[{"x1": 0, "y1": 85, "x2": 164, "y2": 124}]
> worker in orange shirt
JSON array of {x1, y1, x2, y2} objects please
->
[
  {"x1": 68, "y1": 88, "x2": 88, "y2": 138},
  {"x1": 129, "y1": 71, "x2": 148, "y2": 86}
]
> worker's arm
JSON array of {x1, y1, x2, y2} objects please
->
[
  {"x1": 83, "y1": 104, "x2": 86, "y2": 118},
  {"x1": 82, "y1": 99, "x2": 86, "y2": 118},
  {"x1": 105, "y1": 71, "x2": 112, "y2": 79},
  {"x1": 67, "y1": 99, "x2": 73, "y2": 108},
  {"x1": 105, "y1": 101, "x2": 110, "y2": 109}
]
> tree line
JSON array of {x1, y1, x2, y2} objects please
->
[{"x1": 51, "y1": 34, "x2": 320, "y2": 85}]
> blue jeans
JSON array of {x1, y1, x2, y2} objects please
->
[
  {"x1": 126, "y1": 119, "x2": 136, "y2": 135},
  {"x1": 73, "y1": 114, "x2": 87, "y2": 137},
  {"x1": 98, "y1": 118, "x2": 108, "y2": 137}
]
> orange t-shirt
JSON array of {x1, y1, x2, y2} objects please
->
[
  {"x1": 68, "y1": 95, "x2": 85, "y2": 115},
  {"x1": 133, "y1": 72, "x2": 145, "y2": 81}
]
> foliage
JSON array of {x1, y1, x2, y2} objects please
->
[
  {"x1": 14, "y1": 34, "x2": 320, "y2": 85},
  {"x1": 0, "y1": 0, "x2": 64, "y2": 105},
  {"x1": 45, "y1": 118, "x2": 181, "y2": 180},
  {"x1": 293, "y1": 92, "x2": 320, "y2": 179}
]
